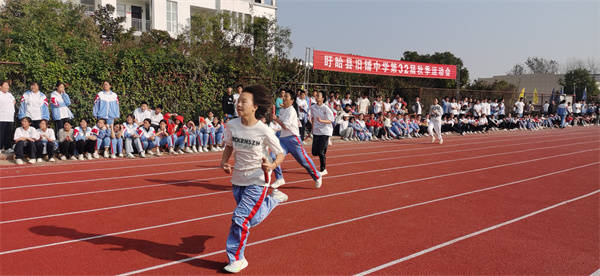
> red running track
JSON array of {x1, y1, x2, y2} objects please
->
[{"x1": 0, "y1": 126, "x2": 598, "y2": 275}]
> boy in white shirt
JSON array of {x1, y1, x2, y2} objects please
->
[
  {"x1": 14, "y1": 117, "x2": 40, "y2": 164},
  {"x1": 35, "y1": 119, "x2": 57, "y2": 162},
  {"x1": 0, "y1": 80, "x2": 16, "y2": 152}
]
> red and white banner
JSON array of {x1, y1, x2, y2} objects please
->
[{"x1": 313, "y1": 49, "x2": 457, "y2": 80}]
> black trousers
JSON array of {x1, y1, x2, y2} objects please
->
[
  {"x1": 0, "y1": 121, "x2": 14, "y2": 150},
  {"x1": 54, "y1": 118, "x2": 70, "y2": 132},
  {"x1": 299, "y1": 120, "x2": 307, "y2": 141},
  {"x1": 15, "y1": 140, "x2": 36, "y2": 159},
  {"x1": 59, "y1": 141, "x2": 75, "y2": 158},
  {"x1": 311, "y1": 135, "x2": 329, "y2": 171},
  {"x1": 35, "y1": 140, "x2": 56, "y2": 158},
  {"x1": 76, "y1": 140, "x2": 96, "y2": 154}
]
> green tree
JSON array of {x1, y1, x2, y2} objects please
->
[
  {"x1": 91, "y1": 4, "x2": 128, "y2": 42},
  {"x1": 560, "y1": 68, "x2": 599, "y2": 100}
]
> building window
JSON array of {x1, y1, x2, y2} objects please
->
[
  {"x1": 116, "y1": 3, "x2": 126, "y2": 18},
  {"x1": 254, "y1": 0, "x2": 262, "y2": 3},
  {"x1": 80, "y1": 0, "x2": 95, "y2": 12},
  {"x1": 166, "y1": 1, "x2": 178, "y2": 33}
]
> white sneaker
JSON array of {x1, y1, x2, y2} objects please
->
[
  {"x1": 431, "y1": 137, "x2": 436, "y2": 143},
  {"x1": 110, "y1": 154, "x2": 116, "y2": 159},
  {"x1": 270, "y1": 189, "x2": 288, "y2": 203},
  {"x1": 202, "y1": 147, "x2": 208, "y2": 152},
  {"x1": 315, "y1": 177, "x2": 322, "y2": 188},
  {"x1": 127, "y1": 153, "x2": 135, "y2": 159},
  {"x1": 192, "y1": 146, "x2": 198, "y2": 153},
  {"x1": 140, "y1": 151, "x2": 146, "y2": 158},
  {"x1": 49, "y1": 157, "x2": 56, "y2": 162},
  {"x1": 271, "y1": 178, "x2": 286, "y2": 189},
  {"x1": 185, "y1": 147, "x2": 193, "y2": 153},
  {"x1": 169, "y1": 148, "x2": 177, "y2": 154},
  {"x1": 223, "y1": 259, "x2": 248, "y2": 273},
  {"x1": 118, "y1": 153, "x2": 124, "y2": 158},
  {"x1": 156, "y1": 149, "x2": 162, "y2": 156},
  {"x1": 93, "y1": 152, "x2": 100, "y2": 159},
  {"x1": 87, "y1": 153, "x2": 94, "y2": 160},
  {"x1": 15, "y1": 159, "x2": 24, "y2": 165},
  {"x1": 70, "y1": 156, "x2": 77, "y2": 160},
  {"x1": 103, "y1": 150, "x2": 109, "y2": 158},
  {"x1": 36, "y1": 158, "x2": 43, "y2": 163},
  {"x1": 147, "y1": 150, "x2": 155, "y2": 156},
  {"x1": 78, "y1": 154, "x2": 85, "y2": 160},
  {"x1": 178, "y1": 149, "x2": 185, "y2": 154},
  {"x1": 320, "y1": 169, "x2": 328, "y2": 176},
  {"x1": 439, "y1": 139, "x2": 444, "y2": 145},
  {"x1": 60, "y1": 156, "x2": 67, "y2": 161},
  {"x1": 211, "y1": 147, "x2": 218, "y2": 152},
  {"x1": 28, "y1": 159, "x2": 36, "y2": 164}
]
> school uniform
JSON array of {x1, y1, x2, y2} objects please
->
[
  {"x1": 156, "y1": 128, "x2": 174, "y2": 148},
  {"x1": 92, "y1": 90, "x2": 119, "y2": 125},
  {"x1": 138, "y1": 126, "x2": 157, "y2": 150},
  {"x1": 272, "y1": 106, "x2": 321, "y2": 182},
  {"x1": 74, "y1": 126, "x2": 96, "y2": 154},
  {"x1": 213, "y1": 123, "x2": 224, "y2": 145},
  {"x1": 133, "y1": 108, "x2": 153, "y2": 125},
  {"x1": 296, "y1": 97, "x2": 310, "y2": 140},
  {"x1": 50, "y1": 91, "x2": 73, "y2": 131},
  {"x1": 123, "y1": 123, "x2": 143, "y2": 153},
  {"x1": 200, "y1": 119, "x2": 215, "y2": 148},
  {"x1": 150, "y1": 112, "x2": 163, "y2": 130},
  {"x1": 310, "y1": 103, "x2": 334, "y2": 172},
  {"x1": 429, "y1": 104, "x2": 443, "y2": 140},
  {"x1": 18, "y1": 91, "x2": 50, "y2": 128},
  {"x1": 14, "y1": 126, "x2": 40, "y2": 159},
  {"x1": 0, "y1": 90, "x2": 16, "y2": 150},
  {"x1": 58, "y1": 128, "x2": 75, "y2": 158},
  {"x1": 111, "y1": 128, "x2": 124, "y2": 155},
  {"x1": 223, "y1": 118, "x2": 284, "y2": 264},
  {"x1": 36, "y1": 128, "x2": 57, "y2": 158},
  {"x1": 91, "y1": 125, "x2": 111, "y2": 151}
]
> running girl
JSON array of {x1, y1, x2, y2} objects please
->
[{"x1": 220, "y1": 85, "x2": 287, "y2": 273}]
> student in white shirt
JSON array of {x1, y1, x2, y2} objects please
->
[
  {"x1": 372, "y1": 95, "x2": 384, "y2": 115},
  {"x1": 310, "y1": 91, "x2": 335, "y2": 175},
  {"x1": 271, "y1": 90, "x2": 322, "y2": 189},
  {"x1": 514, "y1": 97, "x2": 525, "y2": 117},
  {"x1": 220, "y1": 85, "x2": 286, "y2": 273},
  {"x1": 150, "y1": 105, "x2": 164, "y2": 130},
  {"x1": 13, "y1": 117, "x2": 40, "y2": 164},
  {"x1": 35, "y1": 119, "x2": 57, "y2": 162},
  {"x1": 429, "y1": 98, "x2": 444, "y2": 144},
  {"x1": 133, "y1": 101, "x2": 152, "y2": 125},
  {"x1": 18, "y1": 82, "x2": 50, "y2": 129},
  {"x1": 357, "y1": 94, "x2": 370, "y2": 115},
  {"x1": 0, "y1": 80, "x2": 16, "y2": 152}
]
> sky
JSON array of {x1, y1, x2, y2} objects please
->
[{"x1": 276, "y1": 0, "x2": 600, "y2": 82}]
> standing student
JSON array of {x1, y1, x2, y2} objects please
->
[
  {"x1": 50, "y1": 82, "x2": 73, "y2": 131},
  {"x1": 514, "y1": 97, "x2": 525, "y2": 118},
  {"x1": 74, "y1": 119, "x2": 96, "y2": 160},
  {"x1": 233, "y1": 84, "x2": 242, "y2": 117},
  {"x1": 92, "y1": 81, "x2": 120, "y2": 128},
  {"x1": 275, "y1": 89, "x2": 285, "y2": 116},
  {"x1": 412, "y1": 96, "x2": 423, "y2": 115},
  {"x1": 18, "y1": 82, "x2": 50, "y2": 129},
  {"x1": 0, "y1": 80, "x2": 16, "y2": 152},
  {"x1": 58, "y1": 121, "x2": 76, "y2": 160},
  {"x1": 13, "y1": 117, "x2": 40, "y2": 164},
  {"x1": 429, "y1": 98, "x2": 444, "y2": 144},
  {"x1": 222, "y1": 86, "x2": 235, "y2": 119},
  {"x1": 271, "y1": 90, "x2": 322, "y2": 189},
  {"x1": 310, "y1": 91, "x2": 335, "y2": 176},
  {"x1": 220, "y1": 85, "x2": 287, "y2": 273},
  {"x1": 357, "y1": 93, "x2": 370, "y2": 115},
  {"x1": 35, "y1": 119, "x2": 57, "y2": 162},
  {"x1": 296, "y1": 90, "x2": 309, "y2": 141}
]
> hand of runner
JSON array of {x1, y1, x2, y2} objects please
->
[
  {"x1": 261, "y1": 157, "x2": 274, "y2": 172},
  {"x1": 221, "y1": 162, "x2": 232, "y2": 174}
]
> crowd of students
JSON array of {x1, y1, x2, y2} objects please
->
[{"x1": 0, "y1": 80, "x2": 229, "y2": 165}]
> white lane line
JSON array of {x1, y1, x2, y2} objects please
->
[
  {"x1": 1, "y1": 142, "x2": 596, "y2": 224},
  {"x1": 354, "y1": 190, "x2": 600, "y2": 276},
  {"x1": 3, "y1": 131, "x2": 595, "y2": 191},
  {"x1": 118, "y1": 165, "x2": 600, "y2": 275},
  {"x1": 1, "y1": 154, "x2": 597, "y2": 257},
  {"x1": 3, "y1": 133, "x2": 592, "y2": 204}
]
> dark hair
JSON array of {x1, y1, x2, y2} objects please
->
[
  {"x1": 127, "y1": 114, "x2": 134, "y2": 119},
  {"x1": 154, "y1": 104, "x2": 163, "y2": 110},
  {"x1": 159, "y1": 119, "x2": 167, "y2": 125},
  {"x1": 21, "y1": 117, "x2": 32, "y2": 124},
  {"x1": 243, "y1": 85, "x2": 273, "y2": 122},
  {"x1": 40, "y1": 119, "x2": 48, "y2": 124},
  {"x1": 97, "y1": 118, "x2": 106, "y2": 124},
  {"x1": 143, "y1": 118, "x2": 152, "y2": 124},
  {"x1": 141, "y1": 101, "x2": 149, "y2": 106},
  {"x1": 63, "y1": 121, "x2": 72, "y2": 126},
  {"x1": 30, "y1": 82, "x2": 38, "y2": 86},
  {"x1": 79, "y1": 118, "x2": 88, "y2": 124},
  {"x1": 56, "y1": 81, "x2": 65, "y2": 88},
  {"x1": 1, "y1": 80, "x2": 9, "y2": 86},
  {"x1": 236, "y1": 84, "x2": 243, "y2": 89}
]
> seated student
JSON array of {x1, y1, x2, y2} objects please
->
[
  {"x1": 91, "y1": 118, "x2": 111, "y2": 159},
  {"x1": 110, "y1": 123, "x2": 124, "y2": 158},
  {"x1": 478, "y1": 114, "x2": 489, "y2": 132},
  {"x1": 409, "y1": 116, "x2": 421, "y2": 137},
  {"x1": 199, "y1": 116, "x2": 216, "y2": 152},
  {"x1": 35, "y1": 119, "x2": 57, "y2": 162},
  {"x1": 123, "y1": 114, "x2": 145, "y2": 158},
  {"x1": 376, "y1": 115, "x2": 390, "y2": 140},
  {"x1": 58, "y1": 121, "x2": 76, "y2": 160},
  {"x1": 365, "y1": 115, "x2": 381, "y2": 141},
  {"x1": 418, "y1": 115, "x2": 429, "y2": 136},
  {"x1": 14, "y1": 117, "x2": 40, "y2": 164},
  {"x1": 186, "y1": 120, "x2": 199, "y2": 153},
  {"x1": 402, "y1": 115, "x2": 413, "y2": 138},
  {"x1": 348, "y1": 116, "x2": 365, "y2": 141},
  {"x1": 155, "y1": 119, "x2": 177, "y2": 155},
  {"x1": 356, "y1": 114, "x2": 373, "y2": 141},
  {"x1": 74, "y1": 118, "x2": 96, "y2": 160},
  {"x1": 171, "y1": 115, "x2": 188, "y2": 154},
  {"x1": 390, "y1": 114, "x2": 403, "y2": 139},
  {"x1": 383, "y1": 113, "x2": 397, "y2": 139},
  {"x1": 212, "y1": 117, "x2": 224, "y2": 151},
  {"x1": 139, "y1": 118, "x2": 158, "y2": 155},
  {"x1": 338, "y1": 114, "x2": 353, "y2": 141}
]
